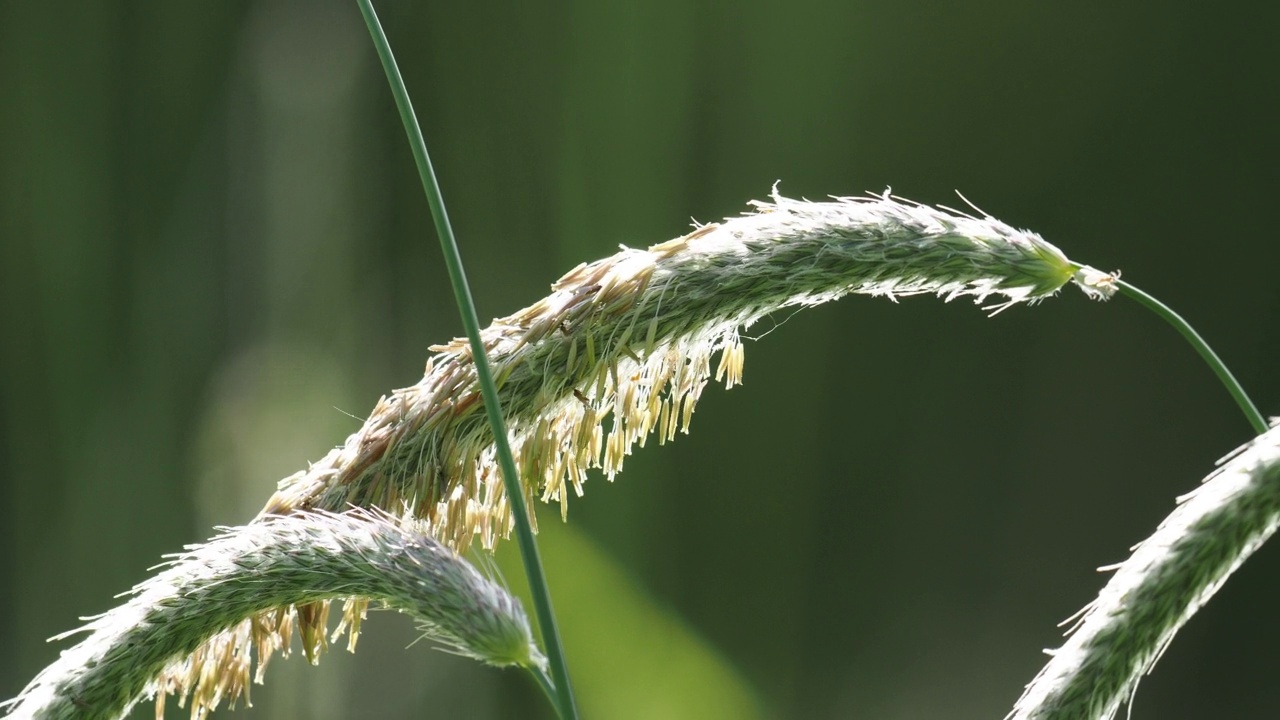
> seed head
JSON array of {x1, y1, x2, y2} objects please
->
[
  {"x1": 262, "y1": 190, "x2": 1105, "y2": 548},
  {"x1": 2, "y1": 510, "x2": 542, "y2": 720}
]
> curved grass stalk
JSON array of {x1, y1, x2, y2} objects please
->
[
  {"x1": 1009, "y1": 422, "x2": 1280, "y2": 719},
  {"x1": 1115, "y1": 279, "x2": 1266, "y2": 434},
  {"x1": 1, "y1": 510, "x2": 544, "y2": 720}
]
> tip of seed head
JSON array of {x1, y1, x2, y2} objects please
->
[{"x1": 1072, "y1": 266, "x2": 1120, "y2": 301}]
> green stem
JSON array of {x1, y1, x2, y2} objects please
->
[
  {"x1": 355, "y1": 2, "x2": 579, "y2": 718},
  {"x1": 530, "y1": 665, "x2": 559, "y2": 709},
  {"x1": 1117, "y1": 279, "x2": 1267, "y2": 435}
]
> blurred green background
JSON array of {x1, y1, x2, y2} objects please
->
[{"x1": 3, "y1": 1, "x2": 1279, "y2": 718}]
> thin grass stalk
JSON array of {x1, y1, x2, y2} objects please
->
[
  {"x1": 1115, "y1": 279, "x2": 1266, "y2": 434},
  {"x1": 1009, "y1": 422, "x2": 1280, "y2": 719},
  {"x1": 1, "y1": 510, "x2": 544, "y2": 720},
  {"x1": 353, "y1": 1, "x2": 578, "y2": 716}
]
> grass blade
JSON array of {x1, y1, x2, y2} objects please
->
[{"x1": 355, "y1": 1, "x2": 579, "y2": 716}]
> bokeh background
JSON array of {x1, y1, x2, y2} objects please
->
[{"x1": 3, "y1": 1, "x2": 1279, "y2": 718}]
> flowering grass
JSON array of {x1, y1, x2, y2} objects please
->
[
  {"x1": 1011, "y1": 423, "x2": 1280, "y2": 719},
  {"x1": 4, "y1": 183, "x2": 1268, "y2": 720},
  {"x1": 1, "y1": 510, "x2": 544, "y2": 720},
  {"x1": 4, "y1": 186, "x2": 1122, "y2": 718},
  {"x1": 259, "y1": 190, "x2": 1115, "y2": 550},
  {"x1": 5, "y1": 4, "x2": 1270, "y2": 718}
]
